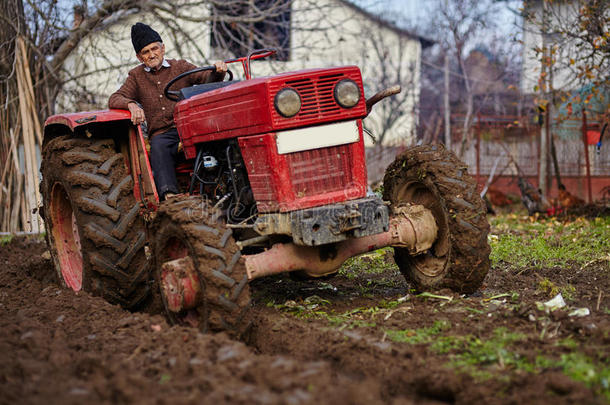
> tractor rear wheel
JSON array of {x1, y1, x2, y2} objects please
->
[
  {"x1": 151, "y1": 196, "x2": 251, "y2": 338},
  {"x1": 40, "y1": 135, "x2": 150, "y2": 307},
  {"x1": 383, "y1": 144, "x2": 490, "y2": 294}
]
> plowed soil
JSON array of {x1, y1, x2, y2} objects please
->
[{"x1": 1, "y1": 232, "x2": 608, "y2": 404}]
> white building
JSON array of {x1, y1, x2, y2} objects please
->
[{"x1": 59, "y1": 0, "x2": 431, "y2": 146}]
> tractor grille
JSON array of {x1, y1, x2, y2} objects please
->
[
  {"x1": 286, "y1": 143, "x2": 353, "y2": 198},
  {"x1": 269, "y1": 71, "x2": 365, "y2": 127},
  {"x1": 239, "y1": 131, "x2": 366, "y2": 213},
  {"x1": 285, "y1": 75, "x2": 342, "y2": 118}
]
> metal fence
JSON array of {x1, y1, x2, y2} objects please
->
[
  {"x1": 459, "y1": 114, "x2": 609, "y2": 179},
  {"x1": 364, "y1": 113, "x2": 609, "y2": 201}
]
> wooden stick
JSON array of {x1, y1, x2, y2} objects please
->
[
  {"x1": 16, "y1": 49, "x2": 34, "y2": 232},
  {"x1": 480, "y1": 155, "x2": 502, "y2": 198},
  {"x1": 19, "y1": 177, "x2": 27, "y2": 232},
  {"x1": 0, "y1": 124, "x2": 21, "y2": 200},
  {"x1": 1, "y1": 166, "x2": 13, "y2": 232},
  {"x1": 11, "y1": 174, "x2": 22, "y2": 233},
  {"x1": 15, "y1": 36, "x2": 41, "y2": 233},
  {"x1": 6, "y1": 124, "x2": 21, "y2": 232},
  {"x1": 17, "y1": 38, "x2": 43, "y2": 146}
]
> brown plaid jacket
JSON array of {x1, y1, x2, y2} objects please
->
[{"x1": 108, "y1": 59, "x2": 224, "y2": 137}]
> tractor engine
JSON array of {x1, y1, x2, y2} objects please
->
[{"x1": 187, "y1": 139, "x2": 255, "y2": 225}]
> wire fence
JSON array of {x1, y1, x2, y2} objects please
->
[
  {"x1": 364, "y1": 112, "x2": 609, "y2": 201},
  {"x1": 459, "y1": 114, "x2": 609, "y2": 179}
]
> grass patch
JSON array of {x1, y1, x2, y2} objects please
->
[
  {"x1": 269, "y1": 295, "x2": 331, "y2": 317},
  {"x1": 270, "y1": 296, "x2": 408, "y2": 329},
  {"x1": 385, "y1": 320, "x2": 451, "y2": 344},
  {"x1": 536, "y1": 353, "x2": 610, "y2": 400},
  {"x1": 554, "y1": 337, "x2": 579, "y2": 350},
  {"x1": 339, "y1": 248, "x2": 399, "y2": 280},
  {"x1": 489, "y1": 215, "x2": 610, "y2": 269},
  {"x1": 0, "y1": 235, "x2": 14, "y2": 246},
  {"x1": 388, "y1": 321, "x2": 609, "y2": 398},
  {"x1": 387, "y1": 326, "x2": 529, "y2": 380},
  {"x1": 441, "y1": 330, "x2": 609, "y2": 399},
  {"x1": 320, "y1": 298, "x2": 409, "y2": 329},
  {"x1": 558, "y1": 353, "x2": 610, "y2": 400},
  {"x1": 445, "y1": 328, "x2": 531, "y2": 376},
  {"x1": 537, "y1": 278, "x2": 577, "y2": 300},
  {"x1": 337, "y1": 248, "x2": 404, "y2": 295}
]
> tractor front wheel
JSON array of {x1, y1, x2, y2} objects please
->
[
  {"x1": 383, "y1": 144, "x2": 490, "y2": 294},
  {"x1": 151, "y1": 196, "x2": 252, "y2": 338}
]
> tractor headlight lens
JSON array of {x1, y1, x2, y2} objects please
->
[
  {"x1": 334, "y1": 79, "x2": 360, "y2": 108},
  {"x1": 274, "y1": 88, "x2": 301, "y2": 117}
]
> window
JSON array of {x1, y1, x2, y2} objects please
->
[{"x1": 210, "y1": 0, "x2": 291, "y2": 61}]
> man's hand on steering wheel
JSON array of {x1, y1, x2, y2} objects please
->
[
  {"x1": 214, "y1": 60, "x2": 228, "y2": 74},
  {"x1": 164, "y1": 62, "x2": 233, "y2": 101}
]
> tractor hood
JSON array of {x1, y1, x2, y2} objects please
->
[{"x1": 174, "y1": 66, "x2": 368, "y2": 159}]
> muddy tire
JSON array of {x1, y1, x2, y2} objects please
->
[
  {"x1": 40, "y1": 135, "x2": 150, "y2": 307},
  {"x1": 383, "y1": 144, "x2": 490, "y2": 294},
  {"x1": 151, "y1": 195, "x2": 251, "y2": 337}
]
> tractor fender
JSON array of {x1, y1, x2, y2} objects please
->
[
  {"x1": 42, "y1": 109, "x2": 156, "y2": 206},
  {"x1": 43, "y1": 109, "x2": 132, "y2": 144}
]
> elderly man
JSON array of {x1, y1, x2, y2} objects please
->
[{"x1": 109, "y1": 22, "x2": 227, "y2": 200}]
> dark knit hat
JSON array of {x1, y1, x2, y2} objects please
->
[{"x1": 131, "y1": 22, "x2": 162, "y2": 54}]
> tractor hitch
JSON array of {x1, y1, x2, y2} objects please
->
[{"x1": 254, "y1": 196, "x2": 389, "y2": 246}]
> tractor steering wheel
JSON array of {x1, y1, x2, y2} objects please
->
[{"x1": 163, "y1": 66, "x2": 233, "y2": 101}]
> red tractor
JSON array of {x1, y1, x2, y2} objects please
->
[{"x1": 40, "y1": 50, "x2": 489, "y2": 337}]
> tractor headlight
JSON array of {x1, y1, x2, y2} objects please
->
[
  {"x1": 274, "y1": 88, "x2": 301, "y2": 117},
  {"x1": 334, "y1": 79, "x2": 360, "y2": 108}
]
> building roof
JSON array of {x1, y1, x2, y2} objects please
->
[{"x1": 338, "y1": 0, "x2": 435, "y2": 48}]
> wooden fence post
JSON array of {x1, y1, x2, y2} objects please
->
[{"x1": 581, "y1": 111, "x2": 593, "y2": 203}]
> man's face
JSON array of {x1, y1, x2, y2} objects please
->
[{"x1": 137, "y1": 42, "x2": 165, "y2": 70}]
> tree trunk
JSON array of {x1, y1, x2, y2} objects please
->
[{"x1": 443, "y1": 54, "x2": 451, "y2": 151}]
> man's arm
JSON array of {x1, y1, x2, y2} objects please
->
[
  {"x1": 108, "y1": 72, "x2": 139, "y2": 109},
  {"x1": 108, "y1": 72, "x2": 145, "y2": 125}
]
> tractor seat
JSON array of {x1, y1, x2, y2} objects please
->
[{"x1": 179, "y1": 80, "x2": 238, "y2": 100}]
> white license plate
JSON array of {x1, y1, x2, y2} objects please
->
[{"x1": 276, "y1": 120, "x2": 359, "y2": 154}]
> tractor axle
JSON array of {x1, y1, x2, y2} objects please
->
[{"x1": 244, "y1": 204, "x2": 438, "y2": 280}]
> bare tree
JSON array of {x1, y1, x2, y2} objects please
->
[
  {"x1": 437, "y1": 0, "x2": 500, "y2": 156},
  {"x1": 523, "y1": 0, "x2": 609, "y2": 114},
  {"x1": 359, "y1": 28, "x2": 420, "y2": 146},
  {"x1": 413, "y1": 0, "x2": 522, "y2": 156}
]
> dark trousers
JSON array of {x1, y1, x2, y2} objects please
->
[{"x1": 150, "y1": 128, "x2": 183, "y2": 198}]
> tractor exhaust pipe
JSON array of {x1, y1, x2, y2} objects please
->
[
  {"x1": 366, "y1": 85, "x2": 401, "y2": 116},
  {"x1": 244, "y1": 204, "x2": 437, "y2": 280}
]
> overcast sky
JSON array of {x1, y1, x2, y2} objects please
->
[{"x1": 355, "y1": 0, "x2": 522, "y2": 39}]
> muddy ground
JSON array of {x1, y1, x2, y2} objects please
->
[{"x1": 1, "y1": 219, "x2": 608, "y2": 404}]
